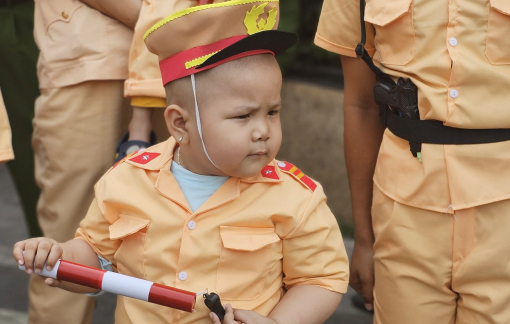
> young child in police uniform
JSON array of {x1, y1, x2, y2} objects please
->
[{"x1": 13, "y1": 1, "x2": 349, "y2": 323}]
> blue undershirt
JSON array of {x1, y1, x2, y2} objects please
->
[{"x1": 170, "y1": 161, "x2": 229, "y2": 212}]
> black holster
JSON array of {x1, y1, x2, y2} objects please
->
[{"x1": 374, "y1": 77, "x2": 422, "y2": 157}]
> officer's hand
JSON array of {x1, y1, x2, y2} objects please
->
[
  {"x1": 13, "y1": 238, "x2": 64, "y2": 287},
  {"x1": 349, "y1": 240, "x2": 375, "y2": 311}
]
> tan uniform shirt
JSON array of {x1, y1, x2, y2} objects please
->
[
  {"x1": 126, "y1": 0, "x2": 230, "y2": 107},
  {"x1": 0, "y1": 89, "x2": 14, "y2": 163},
  {"x1": 316, "y1": 0, "x2": 510, "y2": 212},
  {"x1": 75, "y1": 138, "x2": 349, "y2": 324},
  {"x1": 34, "y1": 0, "x2": 133, "y2": 88}
]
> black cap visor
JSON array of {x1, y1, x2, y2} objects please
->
[{"x1": 198, "y1": 30, "x2": 298, "y2": 68}]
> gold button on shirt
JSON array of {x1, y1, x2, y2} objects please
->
[
  {"x1": 75, "y1": 138, "x2": 349, "y2": 324},
  {"x1": 316, "y1": 0, "x2": 510, "y2": 212}
]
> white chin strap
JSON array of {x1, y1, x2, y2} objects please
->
[{"x1": 191, "y1": 74, "x2": 221, "y2": 171}]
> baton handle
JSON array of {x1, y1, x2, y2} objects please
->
[{"x1": 19, "y1": 259, "x2": 196, "y2": 312}]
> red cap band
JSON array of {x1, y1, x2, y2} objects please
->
[{"x1": 159, "y1": 35, "x2": 274, "y2": 85}]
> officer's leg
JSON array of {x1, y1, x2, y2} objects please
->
[
  {"x1": 454, "y1": 200, "x2": 510, "y2": 324},
  {"x1": 0, "y1": 1, "x2": 42, "y2": 237},
  {"x1": 29, "y1": 80, "x2": 129, "y2": 324},
  {"x1": 371, "y1": 186, "x2": 457, "y2": 324}
]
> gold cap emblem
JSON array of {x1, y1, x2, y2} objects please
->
[{"x1": 244, "y1": 3, "x2": 277, "y2": 35}]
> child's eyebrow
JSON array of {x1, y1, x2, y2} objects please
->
[
  {"x1": 269, "y1": 102, "x2": 282, "y2": 109},
  {"x1": 234, "y1": 102, "x2": 281, "y2": 112}
]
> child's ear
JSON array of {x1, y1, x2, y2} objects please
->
[{"x1": 164, "y1": 104, "x2": 189, "y2": 144}]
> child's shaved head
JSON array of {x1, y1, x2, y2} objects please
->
[{"x1": 165, "y1": 54, "x2": 281, "y2": 110}]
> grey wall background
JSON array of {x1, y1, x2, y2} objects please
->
[{"x1": 277, "y1": 80, "x2": 353, "y2": 236}]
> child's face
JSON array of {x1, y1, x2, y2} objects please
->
[{"x1": 179, "y1": 56, "x2": 283, "y2": 178}]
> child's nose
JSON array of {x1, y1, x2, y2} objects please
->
[{"x1": 252, "y1": 122, "x2": 270, "y2": 141}]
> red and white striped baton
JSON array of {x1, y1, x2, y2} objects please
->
[{"x1": 19, "y1": 259, "x2": 197, "y2": 312}]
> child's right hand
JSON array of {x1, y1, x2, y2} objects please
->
[{"x1": 13, "y1": 238, "x2": 64, "y2": 287}]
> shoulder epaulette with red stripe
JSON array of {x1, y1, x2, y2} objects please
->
[{"x1": 276, "y1": 161, "x2": 317, "y2": 192}]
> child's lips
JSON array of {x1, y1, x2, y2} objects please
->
[{"x1": 249, "y1": 151, "x2": 267, "y2": 156}]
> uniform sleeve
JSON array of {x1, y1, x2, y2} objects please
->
[
  {"x1": 75, "y1": 178, "x2": 121, "y2": 270},
  {"x1": 282, "y1": 185, "x2": 349, "y2": 294},
  {"x1": 315, "y1": 0, "x2": 375, "y2": 57},
  {"x1": 0, "y1": 89, "x2": 14, "y2": 163},
  {"x1": 123, "y1": 0, "x2": 172, "y2": 101}
]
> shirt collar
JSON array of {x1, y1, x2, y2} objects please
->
[{"x1": 125, "y1": 137, "x2": 284, "y2": 184}]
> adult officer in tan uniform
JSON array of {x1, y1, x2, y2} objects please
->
[
  {"x1": 315, "y1": 0, "x2": 510, "y2": 323},
  {"x1": 29, "y1": 0, "x2": 135, "y2": 322}
]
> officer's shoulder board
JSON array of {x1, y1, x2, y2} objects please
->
[{"x1": 277, "y1": 161, "x2": 317, "y2": 192}]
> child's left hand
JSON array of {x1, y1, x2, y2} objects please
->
[{"x1": 209, "y1": 304, "x2": 278, "y2": 324}]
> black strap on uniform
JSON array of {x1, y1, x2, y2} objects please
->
[
  {"x1": 354, "y1": 0, "x2": 393, "y2": 85},
  {"x1": 355, "y1": 0, "x2": 510, "y2": 151}
]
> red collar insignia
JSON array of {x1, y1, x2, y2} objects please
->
[
  {"x1": 129, "y1": 152, "x2": 161, "y2": 164},
  {"x1": 261, "y1": 165, "x2": 279, "y2": 180}
]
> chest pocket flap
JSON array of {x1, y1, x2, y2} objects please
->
[
  {"x1": 109, "y1": 214, "x2": 150, "y2": 240},
  {"x1": 365, "y1": 0, "x2": 412, "y2": 26},
  {"x1": 220, "y1": 226, "x2": 280, "y2": 252},
  {"x1": 490, "y1": 0, "x2": 510, "y2": 15},
  {"x1": 487, "y1": 0, "x2": 510, "y2": 65}
]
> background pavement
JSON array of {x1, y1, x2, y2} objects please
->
[{"x1": 0, "y1": 160, "x2": 372, "y2": 323}]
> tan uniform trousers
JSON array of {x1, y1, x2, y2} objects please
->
[
  {"x1": 29, "y1": 80, "x2": 130, "y2": 324},
  {"x1": 372, "y1": 186, "x2": 510, "y2": 324}
]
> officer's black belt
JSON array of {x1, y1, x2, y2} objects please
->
[{"x1": 383, "y1": 107, "x2": 510, "y2": 145}]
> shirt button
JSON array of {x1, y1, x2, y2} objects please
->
[
  {"x1": 449, "y1": 38, "x2": 458, "y2": 46},
  {"x1": 450, "y1": 89, "x2": 459, "y2": 98},
  {"x1": 61, "y1": 11, "x2": 69, "y2": 19},
  {"x1": 277, "y1": 162, "x2": 286, "y2": 168},
  {"x1": 187, "y1": 220, "x2": 196, "y2": 230},
  {"x1": 179, "y1": 271, "x2": 188, "y2": 281}
]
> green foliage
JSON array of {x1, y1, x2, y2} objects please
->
[
  {"x1": 277, "y1": 0, "x2": 342, "y2": 73},
  {"x1": 275, "y1": 0, "x2": 300, "y2": 72}
]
